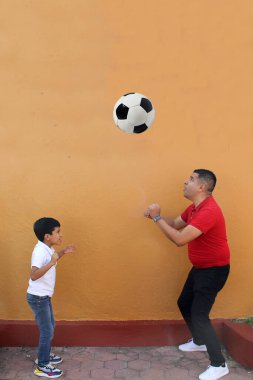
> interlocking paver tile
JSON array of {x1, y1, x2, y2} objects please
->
[
  {"x1": 95, "y1": 352, "x2": 117, "y2": 361},
  {"x1": 0, "y1": 369, "x2": 17, "y2": 380},
  {"x1": 140, "y1": 368, "x2": 165, "y2": 379},
  {"x1": 230, "y1": 368, "x2": 253, "y2": 379},
  {"x1": 164, "y1": 367, "x2": 190, "y2": 379},
  {"x1": 81, "y1": 359, "x2": 104, "y2": 369},
  {"x1": 91, "y1": 368, "x2": 115, "y2": 379},
  {"x1": 64, "y1": 368, "x2": 91, "y2": 379},
  {"x1": 128, "y1": 359, "x2": 150, "y2": 370},
  {"x1": 115, "y1": 367, "x2": 140, "y2": 378},
  {"x1": 105, "y1": 359, "x2": 127, "y2": 370},
  {"x1": 117, "y1": 353, "x2": 138, "y2": 361},
  {"x1": 151, "y1": 360, "x2": 175, "y2": 370},
  {"x1": 139, "y1": 353, "x2": 152, "y2": 360}
]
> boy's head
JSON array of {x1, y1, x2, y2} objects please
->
[{"x1": 34, "y1": 217, "x2": 61, "y2": 245}]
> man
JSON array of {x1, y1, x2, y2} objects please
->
[{"x1": 144, "y1": 169, "x2": 230, "y2": 380}]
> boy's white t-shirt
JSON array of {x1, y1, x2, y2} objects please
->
[{"x1": 27, "y1": 241, "x2": 56, "y2": 297}]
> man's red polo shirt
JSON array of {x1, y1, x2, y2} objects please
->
[{"x1": 181, "y1": 196, "x2": 230, "y2": 268}]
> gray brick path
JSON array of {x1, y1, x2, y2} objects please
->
[{"x1": 0, "y1": 346, "x2": 252, "y2": 379}]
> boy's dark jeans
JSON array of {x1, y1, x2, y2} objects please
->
[
  {"x1": 27, "y1": 293, "x2": 55, "y2": 366},
  {"x1": 177, "y1": 265, "x2": 230, "y2": 367}
]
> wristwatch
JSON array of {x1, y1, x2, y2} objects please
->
[{"x1": 153, "y1": 215, "x2": 161, "y2": 222}]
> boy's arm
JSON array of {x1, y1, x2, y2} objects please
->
[{"x1": 30, "y1": 252, "x2": 58, "y2": 281}]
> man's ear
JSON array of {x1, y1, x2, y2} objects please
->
[
  {"x1": 199, "y1": 181, "x2": 207, "y2": 192},
  {"x1": 202, "y1": 183, "x2": 209, "y2": 193}
]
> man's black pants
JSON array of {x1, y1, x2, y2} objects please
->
[{"x1": 177, "y1": 265, "x2": 230, "y2": 366}]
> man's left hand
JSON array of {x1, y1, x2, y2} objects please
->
[{"x1": 147, "y1": 203, "x2": 161, "y2": 218}]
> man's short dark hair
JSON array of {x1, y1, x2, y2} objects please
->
[
  {"x1": 194, "y1": 169, "x2": 217, "y2": 193},
  {"x1": 34, "y1": 217, "x2": 60, "y2": 242}
]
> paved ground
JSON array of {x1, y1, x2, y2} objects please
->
[{"x1": 0, "y1": 346, "x2": 253, "y2": 380}]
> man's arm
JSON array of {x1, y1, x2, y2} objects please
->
[
  {"x1": 144, "y1": 207, "x2": 186, "y2": 230},
  {"x1": 154, "y1": 219, "x2": 202, "y2": 246},
  {"x1": 145, "y1": 203, "x2": 202, "y2": 246},
  {"x1": 144, "y1": 206, "x2": 187, "y2": 230},
  {"x1": 163, "y1": 216, "x2": 187, "y2": 230}
]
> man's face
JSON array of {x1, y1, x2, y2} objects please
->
[
  {"x1": 183, "y1": 172, "x2": 203, "y2": 200},
  {"x1": 45, "y1": 227, "x2": 62, "y2": 246}
]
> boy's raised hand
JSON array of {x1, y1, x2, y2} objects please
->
[
  {"x1": 62, "y1": 244, "x2": 76, "y2": 255},
  {"x1": 57, "y1": 245, "x2": 76, "y2": 259}
]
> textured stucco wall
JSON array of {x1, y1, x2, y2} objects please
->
[{"x1": 0, "y1": 0, "x2": 253, "y2": 320}]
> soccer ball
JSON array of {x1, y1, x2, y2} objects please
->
[{"x1": 113, "y1": 92, "x2": 155, "y2": 134}]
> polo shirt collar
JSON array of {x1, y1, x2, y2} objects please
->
[
  {"x1": 193, "y1": 195, "x2": 213, "y2": 211},
  {"x1": 37, "y1": 240, "x2": 55, "y2": 255}
]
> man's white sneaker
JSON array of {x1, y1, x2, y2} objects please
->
[
  {"x1": 178, "y1": 338, "x2": 207, "y2": 352},
  {"x1": 199, "y1": 363, "x2": 229, "y2": 380}
]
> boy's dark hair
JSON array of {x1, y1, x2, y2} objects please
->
[
  {"x1": 34, "y1": 217, "x2": 60, "y2": 242},
  {"x1": 194, "y1": 169, "x2": 217, "y2": 193}
]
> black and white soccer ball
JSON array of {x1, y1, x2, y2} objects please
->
[{"x1": 113, "y1": 92, "x2": 155, "y2": 134}]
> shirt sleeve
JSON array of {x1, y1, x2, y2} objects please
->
[
  {"x1": 31, "y1": 248, "x2": 46, "y2": 268},
  {"x1": 189, "y1": 208, "x2": 217, "y2": 234},
  {"x1": 181, "y1": 205, "x2": 191, "y2": 222}
]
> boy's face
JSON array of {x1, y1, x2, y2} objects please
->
[{"x1": 44, "y1": 227, "x2": 62, "y2": 246}]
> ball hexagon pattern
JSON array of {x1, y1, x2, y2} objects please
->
[{"x1": 113, "y1": 93, "x2": 155, "y2": 134}]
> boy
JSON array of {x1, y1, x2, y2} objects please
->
[{"x1": 27, "y1": 217, "x2": 75, "y2": 378}]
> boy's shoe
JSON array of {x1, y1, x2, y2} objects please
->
[
  {"x1": 199, "y1": 363, "x2": 229, "y2": 380},
  {"x1": 34, "y1": 364, "x2": 63, "y2": 378},
  {"x1": 179, "y1": 338, "x2": 207, "y2": 352},
  {"x1": 35, "y1": 353, "x2": 63, "y2": 365}
]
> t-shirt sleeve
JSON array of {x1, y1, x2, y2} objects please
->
[
  {"x1": 31, "y1": 248, "x2": 45, "y2": 268},
  {"x1": 189, "y1": 208, "x2": 217, "y2": 233}
]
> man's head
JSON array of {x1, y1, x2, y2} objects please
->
[
  {"x1": 184, "y1": 169, "x2": 217, "y2": 201},
  {"x1": 34, "y1": 217, "x2": 62, "y2": 246}
]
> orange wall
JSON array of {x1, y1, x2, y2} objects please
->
[{"x1": 1, "y1": 0, "x2": 253, "y2": 320}]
